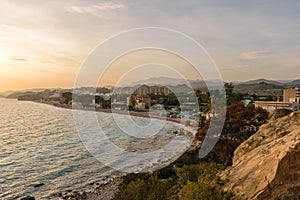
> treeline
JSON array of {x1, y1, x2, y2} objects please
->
[
  {"x1": 197, "y1": 102, "x2": 268, "y2": 165},
  {"x1": 61, "y1": 92, "x2": 112, "y2": 109}
]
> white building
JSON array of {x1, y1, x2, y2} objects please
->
[{"x1": 254, "y1": 101, "x2": 299, "y2": 112}]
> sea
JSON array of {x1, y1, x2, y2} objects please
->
[{"x1": 0, "y1": 98, "x2": 191, "y2": 199}]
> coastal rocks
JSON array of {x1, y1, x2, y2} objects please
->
[
  {"x1": 62, "y1": 176, "x2": 122, "y2": 200},
  {"x1": 221, "y1": 111, "x2": 300, "y2": 199}
]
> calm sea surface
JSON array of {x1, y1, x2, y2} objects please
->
[{"x1": 0, "y1": 98, "x2": 185, "y2": 199}]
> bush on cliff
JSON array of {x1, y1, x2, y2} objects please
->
[{"x1": 113, "y1": 163, "x2": 231, "y2": 200}]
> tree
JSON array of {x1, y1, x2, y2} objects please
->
[
  {"x1": 196, "y1": 102, "x2": 269, "y2": 165},
  {"x1": 224, "y1": 82, "x2": 233, "y2": 96},
  {"x1": 61, "y1": 92, "x2": 72, "y2": 104},
  {"x1": 95, "y1": 96, "x2": 111, "y2": 109},
  {"x1": 224, "y1": 83, "x2": 246, "y2": 105},
  {"x1": 95, "y1": 95, "x2": 104, "y2": 104},
  {"x1": 102, "y1": 99, "x2": 111, "y2": 109},
  {"x1": 129, "y1": 96, "x2": 137, "y2": 110}
]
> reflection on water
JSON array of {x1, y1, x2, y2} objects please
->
[{"x1": 0, "y1": 99, "x2": 185, "y2": 199}]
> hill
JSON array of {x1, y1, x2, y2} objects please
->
[
  {"x1": 233, "y1": 81, "x2": 284, "y2": 96},
  {"x1": 285, "y1": 79, "x2": 300, "y2": 87},
  {"x1": 6, "y1": 91, "x2": 38, "y2": 99},
  {"x1": 242, "y1": 78, "x2": 283, "y2": 86},
  {"x1": 1, "y1": 88, "x2": 54, "y2": 98}
]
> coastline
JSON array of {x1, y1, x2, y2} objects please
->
[
  {"x1": 23, "y1": 100, "x2": 183, "y2": 124},
  {"x1": 61, "y1": 176, "x2": 123, "y2": 200},
  {"x1": 16, "y1": 99, "x2": 188, "y2": 199}
]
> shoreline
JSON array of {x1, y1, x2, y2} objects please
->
[
  {"x1": 16, "y1": 99, "x2": 193, "y2": 200},
  {"x1": 22, "y1": 100, "x2": 183, "y2": 124},
  {"x1": 61, "y1": 176, "x2": 123, "y2": 200}
]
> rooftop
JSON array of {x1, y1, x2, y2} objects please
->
[{"x1": 255, "y1": 101, "x2": 297, "y2": 105}]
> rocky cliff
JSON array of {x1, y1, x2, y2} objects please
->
[{"x1": 221, "y1": 111, "x2": 300, "y2": 199}]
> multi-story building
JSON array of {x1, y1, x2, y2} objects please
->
[
  {"x1": 283, "y1": 88, "x2": 300, "y2": 103},
  {"x1": 297, "y1": 87, "x2": 300, "y2": 102},
  {"x1": 255, "y1": 87, "x2": 300, "y2": 112},
  {"x1": 134, "y1": 85, "x2": 171, "y2": 95},
  {"x1": 114, "y1": 85, "x2": 171, "y2": 95}
]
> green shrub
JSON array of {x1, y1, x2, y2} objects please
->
[
  {"x1": 113, "y1": 174, "x2": 176, "y2": 200},
  {"x1": 113, "y1": 163, "x2": 231, "y2": 200},
  {"x1": 181, "y1": 180, "x2": 230, "y2": 200}
]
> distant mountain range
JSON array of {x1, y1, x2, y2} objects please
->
[
  {"x1": 129, "y1": 77, "x2": 300, "y2": 88},
  {"x1": 240, "y1": 78, "x2": 283, "y2": 86},
  {"x1": 1, "y1": 77, "x2": 299, "y2": 98},
  {"x1": 0, "y1": 88, "x2": 64, "y2": 98},
  {"x1": 232, "y1": 78, "x2": 300, "y2": 95},
  {"x1": 128, "y1": 77, "x2": 224, "y2": 90},
  {"x1": 128, "y1": 77, "x2": 191, "y2": 86},
  {"x1": 233, "y1": 82, "x2": 284, "y2": 96},
  {"x1": 285, "y1": 79, "x2": 300, "y2": 87},
  {"x1": 128, "y1": 77, "x2": 300, "y2": 95},
  {"x1": 238, "y1": 78, "x2": 300, "y2": 87}
]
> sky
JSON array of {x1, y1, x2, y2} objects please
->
[{"x1": 0, "y1": 0, "x2": 300, "y2": 91}]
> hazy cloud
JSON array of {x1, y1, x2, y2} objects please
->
[
  {"x1": 241, "y1": 51, "x2": 274, "y2": 59},
  {"x1": 9, "y1": 56, "x2": 28, "y2": 61},
  {"x1": 1, "y1": 0, "x2": 300, "y2": 89},
  {"x1": 67, "y1": 2, "x2": 125, "y2": 17}
]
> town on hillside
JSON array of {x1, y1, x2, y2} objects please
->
[{"x1": 12, "y1": 83, "x2": 300, "y2": 121}]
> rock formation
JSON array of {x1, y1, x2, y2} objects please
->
[{"x1": 222, "y1": 111, "x2": 300, "y2": 199}]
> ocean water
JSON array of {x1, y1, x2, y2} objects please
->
[{"x1": 0, "y1": 98, "x2": 190, "y2": 199}]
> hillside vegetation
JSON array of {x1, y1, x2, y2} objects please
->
[
  {"x1": 233, "y1": 82, "x2": 283, "y2": 96},
  {"x1": 112, "y1": 102, "x2": 269, "y2": 200}
]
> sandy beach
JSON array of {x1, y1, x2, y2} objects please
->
[{"x1": 37, "y1": 101, "x2": 183, "y2": 124}]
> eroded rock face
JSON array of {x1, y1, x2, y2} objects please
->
[
  {"x1": 233, "y1": 111, "x2": 300, "y2": 163},
  {"x1": 222, "y1": 111, "x2": 300, "y2": 200}
]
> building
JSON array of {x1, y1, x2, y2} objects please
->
[
  {"x1": 255, "y1": 87, "x2": 300, "y2": 112},
  {"x1": 254, "y1": 101, "x2": 299, "y2": 112},
  {"x1": 134, "y1": 85, "x2": 171, "y2": 95},
  {"x1": 113, "y1": 85, "x2": 172, "y2": 95},
  {"x1": 283, "y1": 88, "x2": 300, "y2": 103}
]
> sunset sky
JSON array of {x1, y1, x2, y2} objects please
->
[{"x1": 0, "y1": 0, "x2": 300, "y2": 91}]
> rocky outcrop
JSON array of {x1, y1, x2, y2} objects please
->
[
  {"x1": 62, "y1": 176, "x2": 122, "y2": 200},
  {"x1": 233, "y1": 111, "x2": 300, "y2": 163},
  {"x1": 222, "y1": 111, "x2": 300, "y2": 199}
]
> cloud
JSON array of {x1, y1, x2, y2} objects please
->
[
  {"x1": 241, "y1": 50, "x2": 274, "y2": 59},
  {"x1": 9, "y1": 56, "x2": 28, "y2": 61},
  {"x1": 1, "y1": 0, "x2": 300, "y2": 88},
  {"x1": 67, "y1": 2, "x2": 125, "y2": 16}
]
